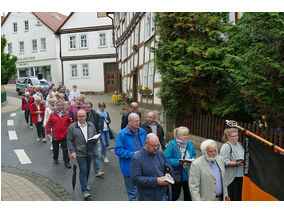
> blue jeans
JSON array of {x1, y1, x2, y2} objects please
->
[
  {"x1": 100, "y1": 130, "x2": 110, "y2": 157},
  {"x1": 123, "y1": 176, "x2": 138, "y2": 201},
  {"x1": 92, "y1": 142, "x2": 101, "y2": 173},
  {"x1": 77, "y1": 155, "x2": 92, "y2": 193}
]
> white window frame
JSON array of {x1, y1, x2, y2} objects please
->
[
  {"x1": 145, "y1": 12, "x2": 155, "y2": 42},
  {"x1": 69, "y1": 35, "x2": 77, "y2": 50},
  {"x1": 71, "y1": 64, "x2": 78, "y2": 78},
  {"x1": 13, "y1": 22, "x2": 17, "y2": 33},
  {"x1": 8, "y1": 43, "x2": 12, "y2": 54},
  {"x1": 142, "y1": 63, "x2": 149, "y2": 89},
  {"x1": 80, "y1": 34, "x2": 88, "y2": 49},
  {"x1": 32, "y1": 39, "x2": 37, "y2": 52},
  {"x1": 98, "y1": 31, "x2": 107, "y2": 48},
  {"x1": 148, "y1": 61, "x2": 154, "y2": 91},
  {"x1": 40, "y1": 38, "x2": 46, "y2": 50},
  {"x1": 109, "y1": 31, "x2": 114, "y2": 47},
  {"x1": 123, "y1": 40, "x2": 128, "y2": 60},
  {"x1": 24, "y1": 20, "x2": 29, "y2": 31},
  {"x1": 135, "y1": 24, "x2": 139, "y2": 45},
  {"x1": 81, "y1": 63, "x2": 89, "y2": 78},
  {"x1": 118, "y1": 45, "x2": 122, "y2": 61},
  {"x1": 19, "y1": 41, "x2": 24, "y2": 53}
]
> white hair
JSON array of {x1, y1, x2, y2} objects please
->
[
  {"x1": 25, "y1": 92, "x2": 30, "y2": 96},
  {"x1": 35, "y1": 96, "x2": 41, "y2": 101},
  {"x1": 200, "y1": 139, "x2": 217, "y2": 154}
]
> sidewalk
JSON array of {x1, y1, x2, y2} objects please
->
[
  {"x1": 1, "y1": 95, "x2": 22, "y2": 114},
  {"x1": 1, "y1": 172, "x2": 52, "y2": 201}
]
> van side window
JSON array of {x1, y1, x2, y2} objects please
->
[
  {"x1": 28, "y1": 79, "x2": 32, "y2": 85},
  {"x1": 24, "y1": 79, "x2": 28, "y2": 84}
]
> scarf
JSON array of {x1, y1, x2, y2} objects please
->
[
  {"x1": 176, "y1": 138, "x2": 191, "y2": 173},
  {"x1": 97, "y1": 109, "x2": 108, "y2": 118}
]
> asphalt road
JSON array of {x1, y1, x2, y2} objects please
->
[{"x1": 2, "y1": 92, "x2": 128, "y2": 201}]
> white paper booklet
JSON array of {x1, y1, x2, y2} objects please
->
[
  {"x1": 87, "y1": 134, "x2": 101, "y2": 141},
  {"x1": 162, "y1": 176, "x2": 175, "y2": 184}
]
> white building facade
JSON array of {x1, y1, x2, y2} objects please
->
[
  {"x1": 59, "y1": 12, "x2": 117, "y2": 93},
  {"x1": 1, "y1": 12, "x2": 66, "y2": 84},
  {"x1": 113, "y1": 12, "x2": 163, "y2": 122}
]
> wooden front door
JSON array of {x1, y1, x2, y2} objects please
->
[{"x1": 104, "y1": 63, "x2": 117, "y2": 93}]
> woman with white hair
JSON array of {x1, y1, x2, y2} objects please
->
[
  {"x1": 165, "y1": 126, "x2": 197, "y2": 201},
  {"x1": 43, "y1": 98, "x2": 56, "y2": 150},
  {"x1": 22, "y1": 92, "x2": 34, "y2": 128},
  {"x1": 30, "y1": 96, "x2": 46, "y2": 142}
]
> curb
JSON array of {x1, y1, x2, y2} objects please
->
[{"x1": 2, "y1": 167, "x2": 76, "y2": 201}]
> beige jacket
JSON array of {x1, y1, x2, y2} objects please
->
[{"x1": 189, "y1": 155, "x2": 228, "y2": 201}]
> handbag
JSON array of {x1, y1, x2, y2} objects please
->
[{"x1": 109, "y1": 128, "x2": 115, "y2": 139}]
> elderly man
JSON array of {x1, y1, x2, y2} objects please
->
[
  {"x1": 141, "y1": 111, "x2": 165, "y2": 151},
  {"x1": 22, "y1": 92, "x2": 34, "y2": 128},
  {"x1": 67, "y1": 109, "x2": 98, "y2": 199},
  {"x1": 130, "y1": 133, "x2": 174, "y2": 201},
  {"x1": 46, "y1": 100, "x2": 72, "y2": 168},
  {"x1": 84, "y1": 101, "x2": 104, "y2": 177},
  {"x1": 189, "y1": 139, "x2": 228, "y2": 201},
  {"x1": 69, "y1": 85, "x2": 80, "y2": 105},
  {"x1": 121, "y1": 102, "x2": 142, "y2": 129},
  {"x1": 115, "y1": 113, "x2": 147, "y2": 201}
]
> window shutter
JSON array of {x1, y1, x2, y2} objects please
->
[{"x1": 143, "y1": 63, "x2": 149, "y2": 89}]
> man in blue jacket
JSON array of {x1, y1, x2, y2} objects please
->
[
  {"x1": 115, "y1": 113, "x2": 147, "y2": 201},
  {"x1": 130, "y1": 133, "x2": 174, "y2": 201},
  {"x1": 121, "y1": 102, "x2": 141, "y2": 129}
]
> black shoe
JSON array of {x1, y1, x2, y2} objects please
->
[
  {"x1": 65, "y1": 162, "x2": 71, "y2": 169},
  {"x1": 53, "y1": 160, "x2": 59, "y2": 164}
]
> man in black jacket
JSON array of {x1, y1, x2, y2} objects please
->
[
  {"x1": 140, "y1": 111, "x2": 165, "y2": 151},
  {"x1": 121, "y1": 102, "x2": 141, "y2": 129},
  {"x1": 85, "y1": 101, "x2": 104, "y2": 177}
]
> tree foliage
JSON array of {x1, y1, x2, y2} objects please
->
[{"x1": 1, "y1": 36, "x2": 17, "y2": 85}]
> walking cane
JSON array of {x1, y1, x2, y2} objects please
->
[
  {"x1": 226, "y1": 120, "x2": 284, "y2": 154},
  {"x1": 72, "y1": 157, "x2": 77, "y2": 200}
]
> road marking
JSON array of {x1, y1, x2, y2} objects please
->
[
  {"x1": 8, "y1": 131, "x2": 18, "y2": 140},
  {"x1": 14, "y1": 149, "x2": 32, "y2": 164},
  {"x1": 7, "y1": 120, "x2": 14, "y2": 126},
  {"x1": 10, "y1": 113, "x2": 17, "y2": 117}
]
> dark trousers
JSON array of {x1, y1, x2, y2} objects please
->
[
  {"x1": 24, "y1": 110, "x2": 33, "y2": 126},
  {"x1": 77, "y1": 155, "x2": 92, "y2": 193},
  {"x1": 52, "y1": 138, "x2": 70, "y2": 163},
  {"x1": 35, "y1": 121, "x2": 45, "y2": 138},
  {"x1": 172, "y1": 181, "x2": 192, "y2": 201},
  {"x1": 227, "y1": 177, "x2": 243, "y2": 201}
]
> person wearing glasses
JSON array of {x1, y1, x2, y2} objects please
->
[
  {"x1": 130, "y1": 133, "x2": 174, "y2": 201},
  {"x1": 165, "y1": 126, "x2": 197, "y2": 201},
  {"x1": 115, "y1": 113, "x2": 147, "y2": 201},
  {"x1": 220, "y1": 128, "x2": 244, "y2": 201}
]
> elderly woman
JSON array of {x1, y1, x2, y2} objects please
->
[
  {"x1": 220, "y1": 128, "x2": 244, "y2": 201},
  {"x1": 165, "y1": 126, "x2": 197, "y2": 201},
  {"x1": 63, "y1": 101, "x2": 74, "y2": 123},
  {"x1": 70, "y1": 97, "x2": 84, "y2": 122},
  {"x1": 79, "y1": 94, "x2": 86, "y2": 106},
  {"x1": 30, "y1": 96, "x2": 46, "y2": 142},
  {"x1": 43, "y1": 98, "x2": 56, "y2": 150}
]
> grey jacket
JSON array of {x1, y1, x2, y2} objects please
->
[
  {"x1": 219, "y1": 141, "x2": 244, "y2": 185},
  {"x1": 67, "y1": 121, "x2": 97, "y2": 157},
  {"x1": 189, "y1": 155, "x2": 228, "y2": 201}
]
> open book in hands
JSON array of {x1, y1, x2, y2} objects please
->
[
  {"x1": 179, "y1": 158, "x2": 195, "y2": 163},
  {"x1": 162, "y1": 175, "x2": 175, "y2": 184},
  {"x1": 87, "y1": 134, "x2": 101, "y2": 142}
]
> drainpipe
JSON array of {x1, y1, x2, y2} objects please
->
[{"x1": 106, "y1": 12, "x2": 120, "y2": 92}]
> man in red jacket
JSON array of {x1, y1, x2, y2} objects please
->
[
  {"x1": 22, "y1": 92, "x2": 34, "y2": 128},
  {"x1": 30, "y1": 96, "x2": 45, "y2": 142},
  {"x1": 46, "y1": 100, "x2": 72, "y2": 168}
]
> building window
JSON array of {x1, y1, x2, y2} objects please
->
[
  {"x1": 24, "y1": 20, "x2": 29, "y2": 31},
  {"x1": 123, "y1": 40, "x2": 128, "y2": 60},
  {"x1": 80, "y1": 34, "x2": 88, "y2": 48},
  {"x1": 82, "y1": 64, "x2": 89, "y2": 77},
  {"x1": 109, "y1": 31, "x2": 114, "y2": 47},
  {"x1": 118, "y1": 45, "x2": 122, "y2": 61},
  {"x1": 13, "y1": 22, "x2": 17, "y2": 33},
  {"x1": 145, "y1": 12, "x2": 155, "y2": 41},
  {"x1": 98, "y1": 32, "x2": 107, "y2": 47},
  {"x1": 32, "y1": 39, "x2": 37, "y2": 52},
  {"x1": 97, "y1": 12, "x2": 107, "y2": 18},
  {"x1": 71, "y1": 65, "x2": 78, "y2": 78},
  {"x1": 8, "y1": 43, "x2": 12, "y2": 54},
  {"x1": 19, "y1": 41, "x2": 24, "y2": 53},
  {"x1": 135, "y1": 24, "x2": 139, "y2": 45},
  {"x1": 148, "y1": 61, "x2": 154, "y2": 91},
  {"x1": 69, "y1": 36, "x2": 76, "y2": 49},
  {"x1": 142, "y1": 63, "x2": 149, "y2": 89},
  {"x1": 40, "y1": 38, "x2": 46, "y2": 50}
]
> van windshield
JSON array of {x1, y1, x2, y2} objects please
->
[{"x1": 31, "y1": 78, "x2": 41, "y2": 85}]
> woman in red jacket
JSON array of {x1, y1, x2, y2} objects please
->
[
  {"x1": 22, "y1": 92, "x2": 34, "y2": 128},
  {"x1": 30, "y1": 96, "x2": 46, "y2": 142}
]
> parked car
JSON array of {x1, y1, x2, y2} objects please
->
[
  {"x1": 16, "y1": 77, "x2": 50, "y2": 95},
  {"x1": 39, "y1": 78, "x2": 50, "y2": 87}
]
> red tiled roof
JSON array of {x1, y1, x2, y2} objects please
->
[
  {"x1": 32, "y1": 12, "x2": 68, "y2": 33},
  {"x1": 1, "y1": 16, "x2": 5, "y2": 24}
]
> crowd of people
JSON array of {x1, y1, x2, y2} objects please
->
[{"x1": 21, "y1": 84, "x2": 245, "y2": 201}]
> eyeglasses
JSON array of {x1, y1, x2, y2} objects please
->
[
  {"x1": 150, "y1": 144, "x2": 160, "y2": 148},
  {"x1": 229, "y1": 135, "x2": 238, "y2": 138}
]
